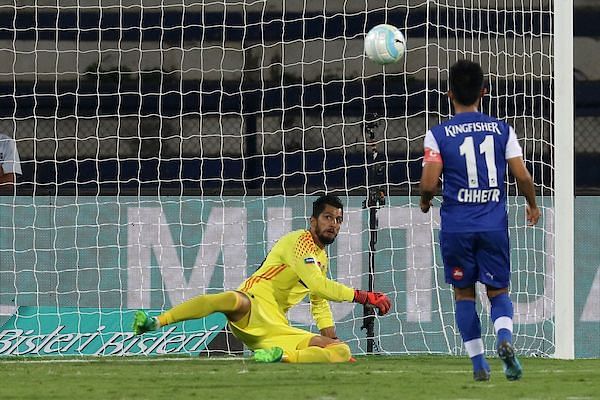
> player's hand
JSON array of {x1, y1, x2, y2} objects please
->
[
  {"x1": 353, "y1": 290, "x2": 392, "y2": 315},
  {"x1": 420, "y1": 198, "x2": 432, "y2": 213},
  {"x1": 320, "y1": 326, "x2": 339, "y2": 340},
  {"x1": 526, "y1": 205, "x2": 540, "y2": 226}
]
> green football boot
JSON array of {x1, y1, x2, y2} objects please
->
[
  {"x1": 253, "y1": 347, "x2": 284, "y2": 363},
  {"x1": 132, "y1": 310, "x2": 158, "y2": 335},
  {"x1": 497, "y1": 341, "x2": 523, "y2": 381}
]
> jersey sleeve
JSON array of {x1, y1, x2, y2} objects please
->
[
  {"x1": 288, "y1": 234, "x2": 354, "y2": 302},
  {"x1": 310, "y1": 292, "x2": 334, "y2": 330},
  {"x1": 505, "y1": 126, "x2": 523, "y2": 159},
  {"x1": 423, "y1": 130, "x2": 443, "y2": 164},
  {"x1": 0, "y1": 136, "x2": 22, "y2": 175}
]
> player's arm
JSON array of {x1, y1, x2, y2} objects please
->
[
  {"x1": 291, "y1": 258, "x2": 391, "y2": 315},
  {"x1": 291, "y1": 257, "x2": 354, "y2": 302},
  {"x1": 0, "y1": 165, "x2": 13, "y2": 182},
  {"x1": 420, "y1": 152, "x2": 443, "y2": 213},
  {"x1": 505, "y1": 126, "x2": 540, "y2": 226},
  {"x1": 0, "y1": 139, "x2": 21, "y2": 194},
  {"x1": 309, "y1": 292, "x2": 337, "y2": 338},
  {"x1": 507, "y1": 156, "x2": 540, "y2": 226},
  {"x1": 319, "y1": 326, "x2": 338, "y2": 340},
  {"x1": 420, "y1": 159, "x2": 442, "y2": 213},
  {"x1": 0, "y1": 165, "x2": 16, "y2": 194},
  {"x1": 420, "y1": 130, "x2": 443, "y2": 213}
]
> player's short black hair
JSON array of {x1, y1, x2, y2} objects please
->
[
  {"x1": 449, "y1": 60, "x2": 485, "y2": 106},
  {"x1": 312, "y1": 194, "x2": 343, "y2": 218}
]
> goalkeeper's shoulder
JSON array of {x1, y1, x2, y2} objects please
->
[
  {"x1": 263, "y1": 229, "x2": 310, "y2": 266},
  {"x1": 274, "y1": 229, "x2": 312, "y2": 251}
]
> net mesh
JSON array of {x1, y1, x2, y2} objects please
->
[{"x1": 0, "y1": 1, "x2": 555, "y2": 357}]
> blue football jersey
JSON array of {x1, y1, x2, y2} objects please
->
[{"x1": 424, "y1": 112, "x2": 522, "y2": 232}]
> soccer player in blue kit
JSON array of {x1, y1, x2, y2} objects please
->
[{"x1": 419, "y1": 60, "x2": 540, "y2": 381}]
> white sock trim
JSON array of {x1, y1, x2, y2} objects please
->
[
  {"x1": 493, "y1": 316, "x2": 513, "y2": 333},
  {"x1": 464, "y1": 338, "x2": 484, "y2": 358}
]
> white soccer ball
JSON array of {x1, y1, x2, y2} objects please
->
[{"x1": 364, "y1": 24, "x2": 406, "y2": 65}]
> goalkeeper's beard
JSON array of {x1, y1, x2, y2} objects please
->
[{"x1": 315, "y1": 224, "x2": 337, "y2": 245}]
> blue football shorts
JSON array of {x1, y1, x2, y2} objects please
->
[{"x1": 439, "y1": 229, "x2": 510, "y2": 289}]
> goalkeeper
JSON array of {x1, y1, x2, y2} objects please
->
[{"x1": 133, "y1": 194, "x2": 391, "y2": 363}]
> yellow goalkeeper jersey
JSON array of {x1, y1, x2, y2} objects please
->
[{"x1": 238, "y1": 229, "x2": 354, "y2": 330}]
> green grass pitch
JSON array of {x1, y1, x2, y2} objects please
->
[{"x1": 1, "y1": 355, "x2": 599, "y2": 399}]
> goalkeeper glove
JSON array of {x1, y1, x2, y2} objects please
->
[{"x1": 353, "y1": 290, "x2": 391, "y2": 315}]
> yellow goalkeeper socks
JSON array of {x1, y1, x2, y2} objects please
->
[
  {"x1": 157, "y1": 291, "x2": 241, "y2": 327},
  {"x1": 284, "y1": 343, "x2": 352, "y2": 363}
]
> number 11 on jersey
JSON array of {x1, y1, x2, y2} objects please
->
[{"x1": 459, "y1": 135, "x2": 498, "y2": 189}]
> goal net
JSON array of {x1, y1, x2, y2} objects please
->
[{"x1": 0, "y1": 0, "x2": 557, "y2": 357}]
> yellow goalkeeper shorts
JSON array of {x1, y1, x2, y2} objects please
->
[{"x1": 228, "y1": 292, "x2": 316, "y2": 354}]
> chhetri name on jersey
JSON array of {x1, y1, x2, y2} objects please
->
[
  {"x1": 444, "y1": 122, "x2": 501, "y2": 137},
  {"x1": 457, "y1": 188, "x2": 500, "y2": 203}
]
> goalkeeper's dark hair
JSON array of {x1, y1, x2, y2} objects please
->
[
  {"x1": 449, "y1": 60, "x2": 485, "y2": 106},
  {"x1": 312, "y1": 194, "x2": 343, "y2": 218}
]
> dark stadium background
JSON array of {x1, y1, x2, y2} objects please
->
[{"x1": 0, "y1": 3, "x2": 596, "y2": 195}]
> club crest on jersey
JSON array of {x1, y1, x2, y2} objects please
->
[{"x1": 452, "y1": 267, "x2": 464, "y2": 280}]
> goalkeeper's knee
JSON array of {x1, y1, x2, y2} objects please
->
[
  {"x1": 284, "y1": 343, "x2": 352, "y2": 363},
  {"x1": 326, "y1": 343, "x2": 352, "y2": 363}
]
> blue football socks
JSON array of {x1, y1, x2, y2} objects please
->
[
  {"x1": 456, "y1": 300, "x2": 490, "y2": 376},
  {"x1": 490, "y1": 293, "x2": 514, "y2": 347}
]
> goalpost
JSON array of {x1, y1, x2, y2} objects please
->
[
  {"x1": 553, "y1": 0, "x2": 574, "y2": 360},
  {"x1": 0, "y1": 0, "x2": 574, "y2": 358}
]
